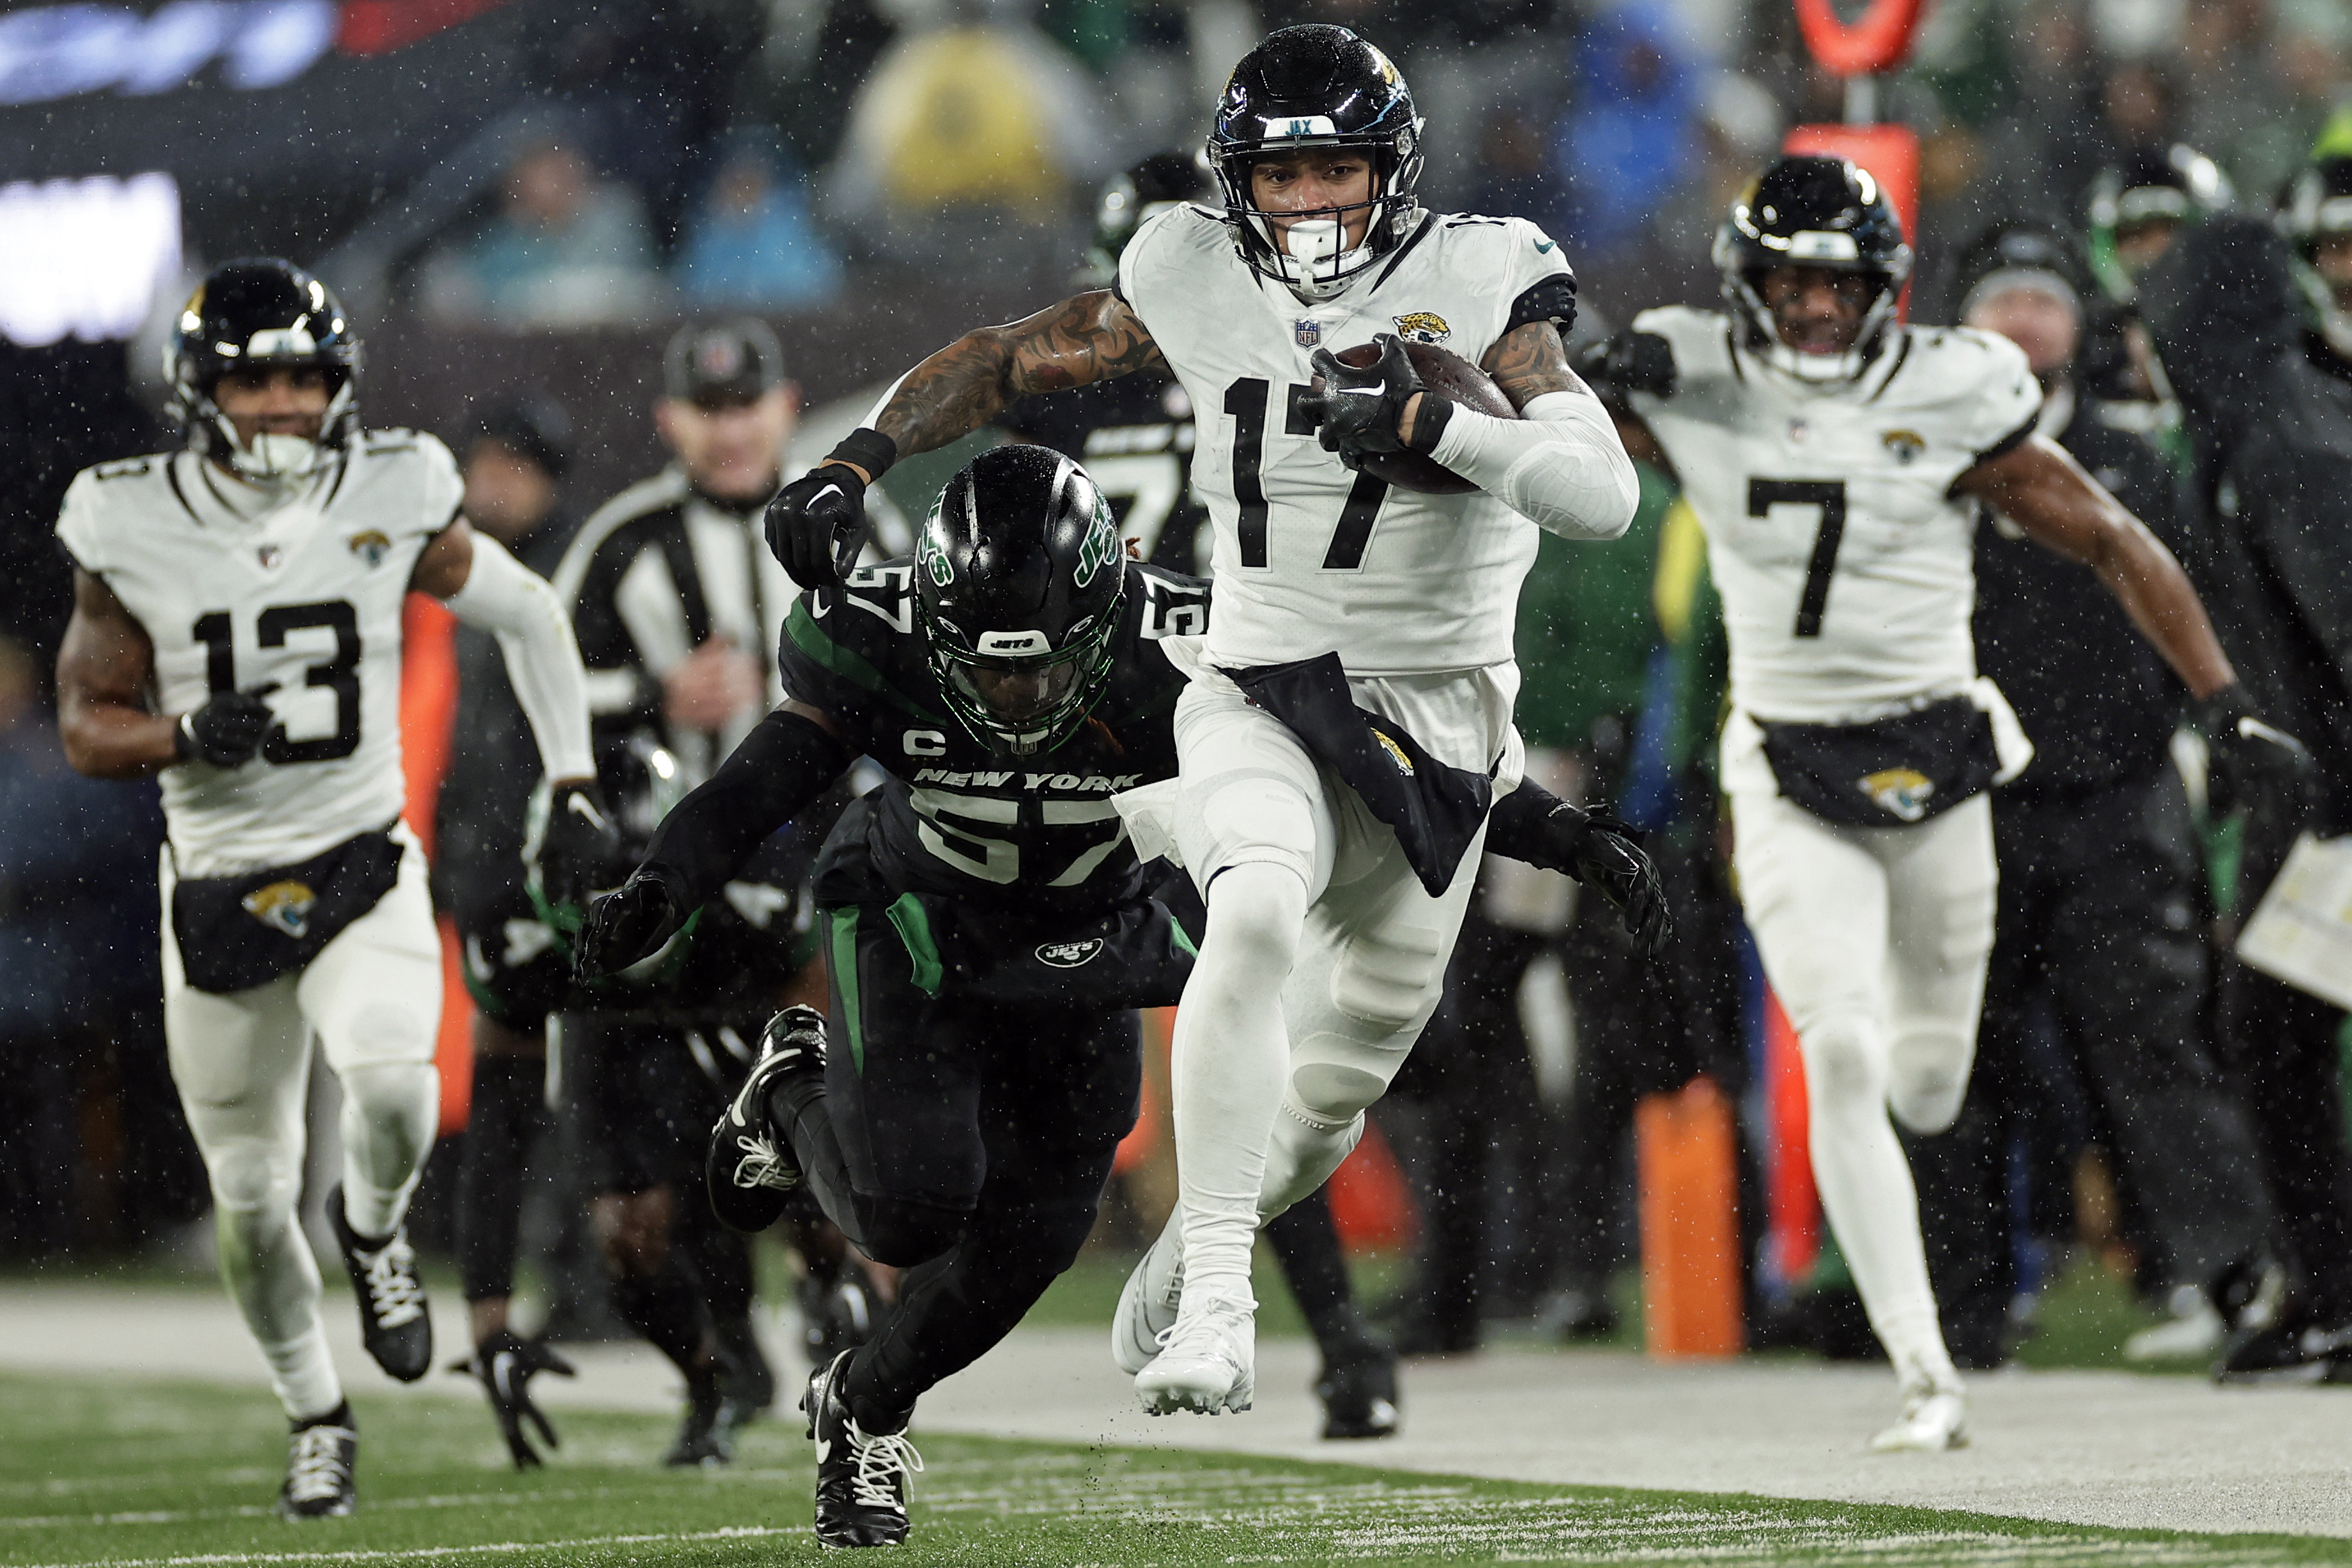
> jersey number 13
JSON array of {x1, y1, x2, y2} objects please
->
[{"x1": 190, "y1": 601, "x2": 362, "y2": 764}]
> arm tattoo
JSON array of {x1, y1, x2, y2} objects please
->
[
  {"x1": 876, "y1": 291, "x2": 1164, "y2": 457},
  {"x1": 870, "y1": 291, "x2": 1162, "y2": 456},
  {"x1": 1482, "y1": 321, "x2": 1581, "y2": 411}
]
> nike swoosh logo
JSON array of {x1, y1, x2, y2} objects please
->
[
  {"x1": 813, "y1": 1436, "x2": 832, "y2": 1463},
  {"x1": 1535, "y1": 240, "x2": 1556, "y2": 252},
  {"x1": 493, "y1": 1352, "x2": 517, "y2": 1402},
  {"x1": 565, "y1": 794, "x2": 608, "y2": 829}
]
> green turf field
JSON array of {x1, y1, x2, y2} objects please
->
[{"x1": 3, "y1": 1372, "x2": 2345, "y2": 1568}]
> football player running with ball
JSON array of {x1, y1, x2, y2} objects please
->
[
  {"x1": 762, "y1": 24, "x2": 1639, "y2": 1422},
  {"x1": 1577, "y1": 157, "x2": 2307, "y2": 1449},
  {"x1": 52, "y1": 261, "x2": 608, "y2": 1515},
  {"x1": 581, "y1": 443, "x2": 1663, "y2": 1546}
]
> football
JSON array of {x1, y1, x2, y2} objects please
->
[{"x1": 1318, "y1": 339, "x2": 1518, "y2": 495}]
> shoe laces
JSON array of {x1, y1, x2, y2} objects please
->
[
  {"x1": 362, "y1": 1236, "x2": 426, "y2": 1328},
  {"x1": 1159, "y1": 1297, "x2": 1252, "y2": 1360},
  {"x1": 848, "y1": 1423, "x2": 923, "y2": 1512},
  {"x1": 286, "y1": 1426, "x2": 351, "y2": 1502},
  {"x1": 730, "y1": 1132, "x2": 799, "y2": 1192}
]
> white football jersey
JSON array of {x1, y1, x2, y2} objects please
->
[
  {"x1": 56, "y1": 434, "x2": 462, "y2": 877},
  {"x1": 1119, "y1": 205, "x2": 1576, "y2": 675},
  {"x1": 1631, "y1": 307, "x2": 2043, "y2": 724}
]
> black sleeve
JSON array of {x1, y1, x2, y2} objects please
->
[
  {"x1": 640, "y1": 708, "x2": 855, "y2": 910},
  {"x1": 1484, "y1": 776, "x2": 1586, "y2": 873},
  {"x1": 1504, "y1": 272, "x2": 1580, "y2": 339}
]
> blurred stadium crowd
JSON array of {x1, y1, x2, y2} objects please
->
[{"x1": 2, "y1": 0, "x2": 2351, "y2": 1380}]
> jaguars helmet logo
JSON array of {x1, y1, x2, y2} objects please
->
[
  {"x1": 1882, "y1": 430, "x2": 1926, "y2": 465},
  {"x1": 1369, "y1": 727, "x2": 1416, "y2": 776},
  {"x1": 1392, "y1": 312, "x2": 1450, "y2": 346},
  {"x1": 1860, "y1": 768, "x2": 1935, "y2": 823},
  {"x1": 242, "y1": 880, "x2": 318, "y2": 939},
  {"x1": 347, "y1": 529, "x2": 392, "y2": 567}
]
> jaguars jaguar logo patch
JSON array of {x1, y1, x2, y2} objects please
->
[
  {"x1": 347, "y1": 529, "x2": 392, "y2": 567},
  {"x1": 1392, "y1": 312, "x2": 1450, "y2": 346},
  {"x1": 1369, "y1": 727, "x2": 1416, "y2": 776},
  {"x1": 1882, "y1": 430, "x2": 1926, "y2": 465},
  {"x1": 1036, "y1": 939, "x2": 1103, "y2": 969},
  {"x1": 242, "y1": 880, "x2": 318, "y2": 939},
  {"x1": 1860, "y1": 768, "x2": 1935, "y2": 822}
]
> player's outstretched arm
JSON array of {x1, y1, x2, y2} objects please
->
[
  {"x1": 416, "y1": 521, "x2": 618, "y2": 898},
  {"x1": 57, "y1": 569, "x2": 182, "y2": 779},
  {"x1": 1567, "y1": 329, "x2": 1679, "y2": 479},
  {"x1": 767, "y1": 291, "x2": 1161, "y2": 587},
  {"x1": 1486, "y1": 776, "x2": 1672, "y2": 960},
  {"x1": 1957, "y1": 435, "x2": 2312, "y2": 810},
  {"x1": 573, "y1": 700, "x2": 856, "y2": 978}
]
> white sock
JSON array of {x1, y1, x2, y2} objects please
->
[
  {"x1": 337, "y1": 1061, "x2": 436, "y2": 1239},
  {"x1": 214, "y1": 1194, "x2": 342, "y2": 1420},
  {"x1": 1171, "y1": 862, "x2": 1308, "y2": 1312},
  {"x1": 1798, "y1": 1012, "x2": 1956, "y2": 1385}
]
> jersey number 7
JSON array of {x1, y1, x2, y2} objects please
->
[
  {"x1": 1224, "y1": 378, "x2": 1391, "y2": 570},
  {"x1": 1748, "y1": 479, "x2": 1848, "y2": 638}
]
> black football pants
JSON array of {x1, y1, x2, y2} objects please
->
[
  {"x1": 1914, "y1": 767, "x2": 2270, "y2": 1337},
  {"x1": 778, "y1": 901, "x2": 1141, "y2": 1427}
]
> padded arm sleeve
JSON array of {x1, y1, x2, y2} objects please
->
[
  {"x1": 440, "y1": 532, "x2": 596, "y2": 782},
  {"x1": 640, "y1": 707, "x2": 854, "y2": 910},
  {"x1": 1426, "y1": 388, "x2": 1640, "y2": 540},
  {"x1": 1484, "y1": 776, "x2": 1585, "y2": 873}
]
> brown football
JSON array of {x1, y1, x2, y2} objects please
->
[{"x1": 1316, "y1": 340, "x2": 1519, "y2": 495}]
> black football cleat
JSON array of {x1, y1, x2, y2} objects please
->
[
  {"x1": 277, "y1": 1405, "x2": 357, "y2": 1519},
  {"x1": 328, "y1": 1186, "x2": 431, "y2": 1382},
  {"x1": 1316, "y1": 1337, "x2": 1401, "y2": 1440},
  {"x1": 2217, "y1": 1309, "x2": 2352, "y2": 1383},
  {"x1": 705, "y1": 1006, "x2": 827, "y2": 1234},
  {"x1": 804, "y1": 1349, "x2": 923, "y2": 1548},
  {"x1": 665, "y1": 1361, "x2": 735, "y2": 1468}
]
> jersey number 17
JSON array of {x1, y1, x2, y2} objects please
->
[{"x1": 1224, "y1": 378, "x2": 1391, "y2": 571}]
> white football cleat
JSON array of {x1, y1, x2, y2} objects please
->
[
  {"x1": 1135, "y1": 1295, "x2": 1256, "y2": 1415},
  {"x1": 1869, "y1": 1375, "x2": 1968, "y2": 1452},
  {"x1": 1112, "y1": 1210, "x2": 1185, "y2": 1376},
  {"x1": 2124, "y1": 1287, "x2": 2226, "y2": 1362}
]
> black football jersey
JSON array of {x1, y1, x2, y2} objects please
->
[
  {"x1": 995, "y1": 372, "x2": 1210, "y2": 574},
  {"x1": 777, "y1": 559, "x2": 1209, "y2": 912}
]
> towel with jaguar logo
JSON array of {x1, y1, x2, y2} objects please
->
[{"x1": 169, "y1": 824, "x2": 404, "y2": 993}]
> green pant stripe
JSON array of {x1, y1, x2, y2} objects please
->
[
  {"x1": 884, "y1": 893, "x2": 945, "y2": 997},
  {"x1": 1169, "y1": 915, "x2": 1198, "y2": 958},
  {"x1": 829, "y1": 907, "x2": 866, "y2": 1074}
]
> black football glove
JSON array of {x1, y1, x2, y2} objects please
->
[
  {"x1": 1570, "y1": 330, "x2": 1677, "y2": 399},
  {"x1": 453, "y1": 1330, "x2": 574, "y2": 1470},
  {"x1": 2197, "y1": 684, "x2": 2314, "y2": 819},
  {"x1": 574, "y1": 864, "x2": 685, "y2": 980},
  {"x1": 534, "y1": 781, "x2": 623, "y2": 908},
  {"x1": 174, "y1": 683, "x2": 279, "y2": 767},
  {"x1": 1525, "y1": 801, "x2": 1672, "y2": 962},
  {"x1": 1303, "y1": 334, "x2": 1440, "y2": 468},
  {"x1": 766, "y1": 463, "x2": 871, "y2": 590}
]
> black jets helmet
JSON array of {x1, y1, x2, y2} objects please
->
[
  {"x1": 2088, "y1": 144, "x2": 2233, "y2": 300},
  {"x1": 166, "y1": 257, "x2": 360, "y2": 484},
  {"x1": 1948, "y1": 222, "x2": 2089, "y2": 328},
  {"x1": 1714, "y1": 155, "x2": 1913, "y2": 386},
  {"x1": 916, "y1": 445, "x2": 1127, "y2": 757},
  {"x1": 2280, "y1": 155, "x2": 2352, "y2": 360},
  {"x1": 1075, "y1": 150, "x2": 1214, "y2": 288},
  {"x1": 1206, "y1": 25, "x2": 1424, "y2": 300}
]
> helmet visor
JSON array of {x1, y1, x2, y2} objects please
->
[{"x1": 946, "y1": 656, "x2": 1082, "y2": 730}]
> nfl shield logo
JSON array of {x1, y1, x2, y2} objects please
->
[{"x1": 1295, "y1": 319, "x2": 1321, "y2": 348}]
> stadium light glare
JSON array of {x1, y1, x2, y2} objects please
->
[{"x1": 0, "y1": 173, "x2": 182, "y2": 347}]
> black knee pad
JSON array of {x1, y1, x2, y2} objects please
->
[{"x1": 852, "y1": 1194, "x2": 967, "y2": 1268}]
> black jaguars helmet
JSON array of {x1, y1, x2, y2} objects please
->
[
  {"x1": 916, "y1": 445, "x2": 1127, "y2": 757},
  {"x1": 1206, "y1": 25, "x2": 1424, "y2": 300},
  {"x1": 1714, "y1": 155, "x2": 1912, "y2": 385},
  {"x1": 166, "y1": 257, "x2": 360, "y2": 484},
  {"x1": 1075, "y1": 150, "x2": 1215, "y2": 288},
  {"x1": 2279, "y1": 156, "x2": 2352, "y2": 359}
]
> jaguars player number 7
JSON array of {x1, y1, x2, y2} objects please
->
[
  {"x1": 52, "y1": 260, "x2": 611, "y2": 1520},
  {"x1": 1578, "y1": 155, "x2": 2310, "y2": 1450},
  {"x1": 764, "y1": 23, "x2": 1641, "y2": 1422}
]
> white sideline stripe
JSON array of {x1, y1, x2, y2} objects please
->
[{"x1": 20, "y1": 1525, "x2": 797, "y2": 1568}]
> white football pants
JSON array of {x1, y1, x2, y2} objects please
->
[
  {"x1": 1162, "y1": 664, "x2": 1514, "y2": 1314},
  {"x1": 1726, "y1": 716, "x2": 1996, "y2": 1387},
  {"x1": 162, "y1": 827, "x2": 442, "y2": 1422}
]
